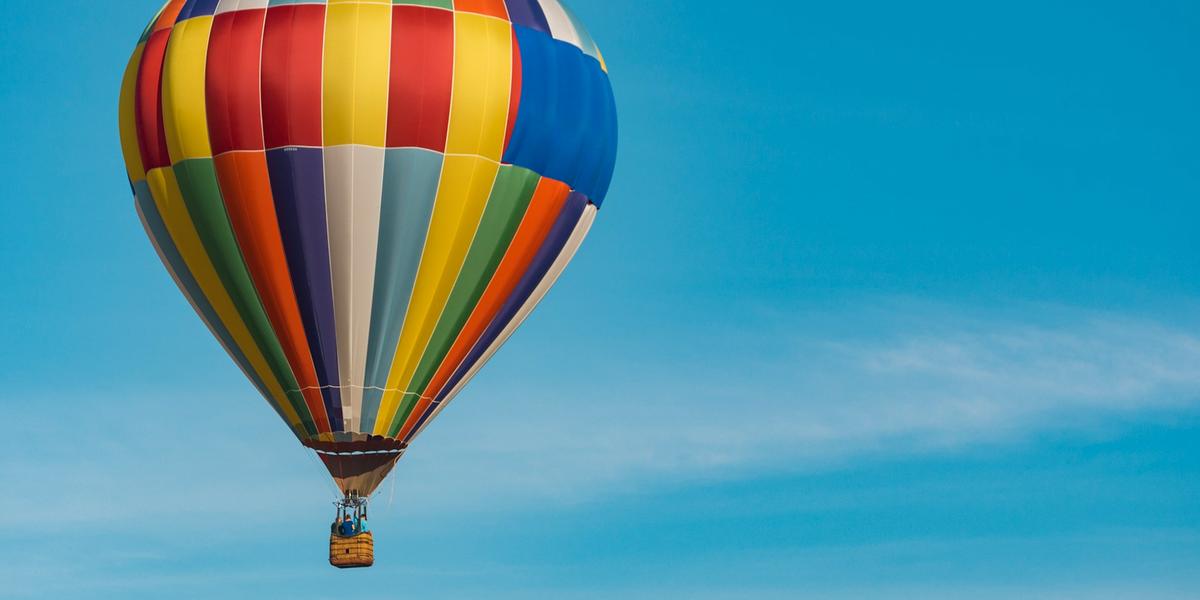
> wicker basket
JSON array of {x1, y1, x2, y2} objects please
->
[{"x1": 329, "y1": 532, "x2": 375, "y2": 569}]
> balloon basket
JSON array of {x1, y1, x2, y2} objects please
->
[
  {"x1": 330, "y1": 493, "x2": 373, "y2": 568},
  {"x1": 329, "y1": 532, "x2": 374, "y2": 569}
]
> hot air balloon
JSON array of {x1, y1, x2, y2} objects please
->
[{"x1": 117, "y1": 0, "x2": 616, "y2": 568}]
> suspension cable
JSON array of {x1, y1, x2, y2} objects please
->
[{"x1": 299, "y1": 442, "x2": 343, "y2": 501}]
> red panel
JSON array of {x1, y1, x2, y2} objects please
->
[
  {"x1": 212, "y1": 151, "x2": 333, "y2": 434},
  {"x1": 454, "y1": 0, "x2": 509, "y2": 20},
  {"x1": 503, "y1": 27, "x2": 522, "y2": 155},
  {"x1": 262, "y1": 4, "x2": 326, "y2": 149},
  {"x1": 135, "y1": 30, "x2": 172, "y2": 170},
  {"x1": 395, "y1": 177, "x2": 571, "y2": 440},
  {"x1": 386, "y1": 6, "x2": 454, "y2": 151},
  {"x1": 207, "y1": 9, "x2": 267, "y2": 154}
]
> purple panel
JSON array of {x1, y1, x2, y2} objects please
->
[
  {"x1": 179, "y1": 0, "x2": 221, "y2": 20},
  {"x1": 265, "y1": 147, "x2": 344, "y2": 428},
  {"x1": 405, "y1": 191, "x2": 588, "y2": 439},
  {"x1": 504, "y1": 0, "x2": 551, "y2": 33}
]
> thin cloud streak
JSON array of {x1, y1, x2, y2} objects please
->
[
  {"x1": 4, "y1": 302, "x2": 1198, "y2": 521},
  {"x1": 397, "y1": 302, "x2": 1200, "y2": 509}
]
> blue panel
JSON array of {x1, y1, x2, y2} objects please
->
[
  {"x1": 359, "y1": 148, "x2": 443, "y2": 434},
  {"x1": 265, "y1": 147, "x2": 344, "y2": 430},
  {"x1": 543, "y1": 43, "x2": 589, "y2": 184},
  {"x1": 179, "y1": 0, "x2": 221, "y2": 20},
  {"x1": 588, "y1": 66, "x2": 618, "y2": 206},
  {"x1": 134, "y1": 183, "x2": 295, "y2": 432},
  {"x1": 504, "y1": 25, "x2": 617, "y2": 205}
]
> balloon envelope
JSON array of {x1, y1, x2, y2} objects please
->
[{"x1": 119, "y1": 0, "x2": 616, "y2": 495}]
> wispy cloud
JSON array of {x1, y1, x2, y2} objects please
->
[
  {"x1": 2, "y1": 300, "x2": 1198, "y2": 599},
  {"x1": 388, "y1": 301, "x2": 1200, "y2": 509},
  {"x1": 4, "y1": 301, "x2": 1198, "y2": 522}
]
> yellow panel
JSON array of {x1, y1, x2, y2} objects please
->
[
  {"x1": 162, "y1": 17, "x2": 215, "y2": 162},
  {"x1": 144, "y1": 167, "x2": 304, "y2": 431},
  {"x1": 373, "y1": 155, "x2": 500, "y2": 434},
  {"x1": 118, "y1": 44, "x2": 147, "y2": 183},
  {"x1": 445, "y1": 12, "x2": 512, "y2": 161},
  {"x1": 323, "y1": 2, "x2": 392, "y2": 147}
]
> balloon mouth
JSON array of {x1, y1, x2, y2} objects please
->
[
  {"x1": 303, "y1": 436, "x2": 408, "y2": 454},
  {"x1": 303, "y1": 438, "x2": 408, "y2": 497}
]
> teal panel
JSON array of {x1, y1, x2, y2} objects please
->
[{"x1": 359, "y1": 148, "x2": 444, "y2": 433}]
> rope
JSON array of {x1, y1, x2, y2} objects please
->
[
  {"x1": 387, "y1": 469, "x2": 397, "y2": 513},
  {"x1": 300, "y1": 443, "x2": 343, "y2": 501}
]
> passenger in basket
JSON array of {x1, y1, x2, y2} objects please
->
[{"x1": 339, "y1": 514, "x2": 356, "y2": 537}]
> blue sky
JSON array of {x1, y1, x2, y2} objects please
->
[{"x1": 2, "y1": 0, "x2": 1199, "y2": 598}]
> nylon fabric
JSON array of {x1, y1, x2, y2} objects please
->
[{"x1": 119, "y1": 0, "x2": 615, "y2": 494}]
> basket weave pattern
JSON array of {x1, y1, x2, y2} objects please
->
[{"x1": 329, "y1": 532, "x2": 375, "y2": 568}]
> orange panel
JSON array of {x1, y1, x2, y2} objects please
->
[
  {"x1": 394, "y1": 177, "x2": 570, "y2": 439},
  {"x1": 453, "y1": 0, "x2": 509, "y2": 20},
  {"x1": 212, "y1": 151, "x2": 332, "y2": 433},
  {"x1": 152, "y1": 0, "x2": 187, "y2": 33}
]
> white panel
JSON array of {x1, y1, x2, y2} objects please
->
[
  {"x1": 412, "y1": 204, "x2": 597, "y2": 440},
  {"x1": 325, "y1": 145, "x2": 386, "y2": 433},
  {"x1": 557, "y1": 1, "x2": 602, "y2": 60},
  {"x1": 537, "y1": 0, "x2": 583, "y2": 49},
  {"x1": 214, "y1": 0, "x2": 239, "y2": 15},
  {"x1": 215, "y1": 0, "x2": 269, "y2": 14}
]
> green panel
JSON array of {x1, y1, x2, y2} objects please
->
[
  {"x1": 173, "y1": 159, "x2": 318, "y2": 436},
  {"x1": 136, "y1": 180, "x2": 303, "y2": 440},
  {"x1": 387, "y1": 166, "x2": 540, "y2": 435},
  {"x1": 393, "y1": 0, "x2": 454, "y2": 9},
  {"x1": 137, "y1": 5, "x2": 164, "y2": 44}
]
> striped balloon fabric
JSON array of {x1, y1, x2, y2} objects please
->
[{"x1": 118, "y1": 0, "x2": 616, "y2": 495}]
